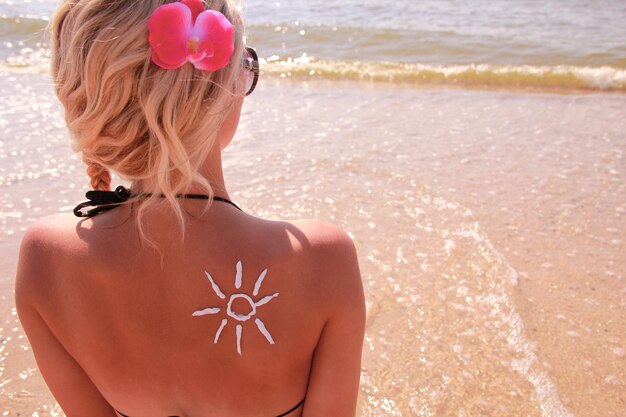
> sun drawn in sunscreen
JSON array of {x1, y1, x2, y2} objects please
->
[{"x1": 192, "y1": 261, "x2": 279, "y2": 355}]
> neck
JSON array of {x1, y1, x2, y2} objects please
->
[{"x1": 131, "y1": 147, "x2": 230, "y2": 200}]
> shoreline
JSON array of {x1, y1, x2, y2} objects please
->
[
  {"x1": 1, "y1": 75, "x2": 624, "y2": 416},
  {"x1": 2, "y1": 62, "x2": 626, "y2": 96}
]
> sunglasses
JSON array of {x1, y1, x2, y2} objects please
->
[{"x1": 243, "y1": 47, "x2": 260, "y2": 96}]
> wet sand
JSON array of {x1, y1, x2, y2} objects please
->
[{"x1": 0, "y1": 74, "x2": 624, "y2": 416}]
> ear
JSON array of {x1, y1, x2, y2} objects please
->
[{"x1": 218, "y1": 95, "x2": 244, "y2": 151}]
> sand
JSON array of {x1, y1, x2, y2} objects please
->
[{"x1": 0, "y1": 74, "x2": 624, "y2": 416}]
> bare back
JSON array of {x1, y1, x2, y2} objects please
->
[{"x1": 16, "y1": 202, "x2": 365, "y2": 417}]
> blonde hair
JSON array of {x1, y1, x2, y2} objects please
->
[{"x1": 51, "y1": 0, "x2": 245, "y2": 244}]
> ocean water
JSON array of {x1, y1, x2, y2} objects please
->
[
  {"x1": 1, "y1": 75, "x2": 625, "y2": 416},
  {"x1": 1, "y1": 1, "x2": 625, "y2": 416},
  {"x1": 1, "y1": 0, "x2": 626, "y2": 90}
]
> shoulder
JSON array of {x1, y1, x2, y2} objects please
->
[
  {"x1": 283, "y1": 219, "x2": 358, "y2": 267},
  {"x1": 285, "y1": 219, "x2": 364, "y2": 312},
  {"x1": 290, "y1": 219, "x2": 355, "y2": 247},
  {"x1": 18, "y1": 213, "x2": 81, "y2": 256},
  {"x1": 15, "y1": 213, "x2": 81, "y2": 304}
]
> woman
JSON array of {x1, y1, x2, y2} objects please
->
[{"x1": 15, "y1": 1, "x2": 366, "y2": 416}]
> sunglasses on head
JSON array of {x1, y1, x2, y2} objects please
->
[{"x1": 243, "y1": 47, "x2": 259, "y2": 96}]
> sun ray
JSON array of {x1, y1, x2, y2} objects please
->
[
  {"x1": 235, "y1": 260, "x2": 243, "y2": 289},
  {"x1": 214, "y1": 318, "x2": 228, "y2": 344},
  {"x1": 252, "y1": 269, "x2": 268, "y2": 296},
  {"x1": 236, "y1": 324, "x2": 243, "y2": 355},
  {"x1": 192, "y1": 307, "x2": 221, "y2": 316},
  {"x1": 205, "y1": 271, "x2": 226, "y2": 299},
  {"x1": 195, "y1": 261, "x2": 279, "y2": 355},
  {"x1": 255, "y1": 293, "x2": 279, "y2": 307},
  {"x1": 254, "y1": 318, "x2": 275, "y2": 344}
]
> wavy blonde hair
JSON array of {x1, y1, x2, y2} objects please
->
[{"x1": 51, "y1": 0, "x2": 245, "y2": 244}]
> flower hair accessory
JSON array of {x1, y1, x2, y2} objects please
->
[{"x1": 148, "y1": 0, "x2": 234, "y2": 72}]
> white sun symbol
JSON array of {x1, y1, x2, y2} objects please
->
[{"x1": 192, "y1": 261, "x2": 279, "y2": 355}]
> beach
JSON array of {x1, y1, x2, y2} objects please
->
[
  {"x1": 1, "y1": 73, "x2": 625, "y2": 416},
  {"x1": 1, "y1": 0, "x2": 626, "y2": 415}
]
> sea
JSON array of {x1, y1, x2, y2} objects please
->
[
  {"x1": 0, "y1": 0, "x2": 625, "y2": 416},
  {"x1": 2, "y1": 0, "x2": 626, "y2": 90}
]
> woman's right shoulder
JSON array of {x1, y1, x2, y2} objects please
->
[
  {"x1": 287, "y1": 219, "x2": 355, "y2": 250},
  {"x1": 279, "y1": 219, "x2": 363, "y2": 314},
  {"x1": 278, "y1": 219, "x2": 357, "y2": 267}
]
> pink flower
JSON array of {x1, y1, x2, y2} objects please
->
[{"x1": 148, "y1": 0, "x2": 234, "y2": 72}]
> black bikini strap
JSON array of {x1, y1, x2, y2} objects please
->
[
  {"x1": 73, "y1": 186, "x2": 133, "y2": 218},
  {"x1": 73, "y1": 185, "x2": 242, "y2": 217},
  {"x1": 211, "y1": 196, "x2": 242, "y2": 212},
  {"x1": 276, "y1": 397, "x2": 305, "y2": 417},
  {"x1": 115, "y1": 397, "x2": 304, "y2": 417}
]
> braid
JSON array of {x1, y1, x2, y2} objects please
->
[{"x1": 83, "y1": 156, "x2": 112, "y2": 191}]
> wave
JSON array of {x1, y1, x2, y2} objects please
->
[
  {"x1": 0, "y1": 14, "x2": 49, "y2": 63},
  {"x1": 2, "y1": 14, "x2": 625, "y2": 93},
  {"x1": 261, "y1": 56, "x2": 626, "y2": 92},
  {"x1": 3, "y1": 14, "x2": 626, "y2": 68},
  {"x1": 246, "y1": 22, "x2": 626, "y2": 68},
  {"x1": 0, "y1": 14, "x2": 49, "y2": 37},
  {"x1": 3, "y1": 56, "x2": 624, "y2": 93}
]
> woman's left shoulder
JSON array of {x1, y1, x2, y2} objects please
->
[
  {"x1": 16, "y1": 213, "x2": 81, "y2": 299},
  {"x1": 20, "y1": 212, "x2": 82, "y2": 251}
]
